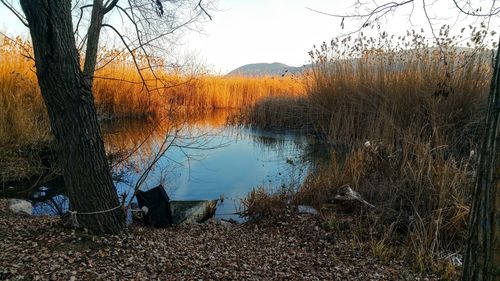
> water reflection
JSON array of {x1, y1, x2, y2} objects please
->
[{"x1": 27, "y1": 110, "x2": 313, "y2": 221}]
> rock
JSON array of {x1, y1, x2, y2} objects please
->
[
  {"x1": 8, "y1": 199, "x2": 32, "y2": 215},
  {"x1": 207, "y1": 218, "x2": 234, "y2": 228},
  {"x1": 332, "y1": 186, "x2": 374, "y2": 212},
  {"x1": 219, "y1": 219, "x2": 234, "y2": 227},
  {"x1": 297, "y1": 205, "x2": 319, "y2": 215},
  {"x1": 134, "y1": 185, "x2": 219, "y2": 227},
  {"x1": 132, "y1": 196, "x2": 218, "y2": 226}
]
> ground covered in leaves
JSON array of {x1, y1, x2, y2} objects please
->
[{"x1": 0, "y1": 200, "x2": 440, "y2": 280}]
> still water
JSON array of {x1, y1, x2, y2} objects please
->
[{"x1": 29, "y1": 111, "x2": 313, "y2": 221}]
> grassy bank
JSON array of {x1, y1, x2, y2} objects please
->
[{"x1": 241, "y1": 29, "x2": 492, "y2": 277}]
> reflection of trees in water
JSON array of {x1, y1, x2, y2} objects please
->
[
  {"x1": 33, "y1": 195, "x2": 68, "y2": 216},
  {"x1": 102, "y1": 110, "x2": 233, "y2": 207},
  {"x1": 301, "y1": 142, "x2": 351, "y2": 173},
  {"x1": 9, "y1": 110, "x2": 323, "y2": 216},
  {"x1": 6, "y1": 111, "x2": 233, "y2": 216}
]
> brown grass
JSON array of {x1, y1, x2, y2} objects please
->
[
  {"x1": 296, "y1": 142, "x2": 473, "y2": 276},
  {"x1": 93, "y1": 62, "x2": 305, "y2": 119},
  {"x1": 241, "y1": 27, "x2": 492, "y2": 276},
  {"x1": 240, "y1": 186, "x2": 291, "y2": 220},
  {"x1": 0, "y1": 37, "x2": 50, "y2": 146},
  {"x1": 0, "y1": 37, "x2": 305, "y2": 147}
]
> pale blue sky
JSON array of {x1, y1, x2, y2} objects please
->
[
  {"x1": 184, "y1": 0, "x2": 354, "y2": 73},
  {"x1": 1, "y1": 1, "x2": 499, "y2": 73},
  {"x1": 183, "y1": 0, "x2": 499, "y2": 72}
]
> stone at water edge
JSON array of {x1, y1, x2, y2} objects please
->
[
  {"x1": 297, "y1": 205, "x2": 319, "y2": 215},
  {"x1": 7, "y1": 199, "x2": 32, "y2": 215}
]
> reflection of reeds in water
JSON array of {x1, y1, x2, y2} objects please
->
[
  {"x1": 103, "y1": 110, "x2": 233, "y2": 152},
  {"x1": 249, "y1": 132, "x2": 306, "y2": 157},
  {"x1": 103, "y1": 110, "x2": 235, "y2": 178}
]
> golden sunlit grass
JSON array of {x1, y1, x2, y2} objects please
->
[
  {"x1": 91, "y1": 48, "x2": 306, "y2": 119},
  {"x1": 94, "y1": 67, "x2": 305, "y2": 119},
  {"x1": 0, "y1": 37, "x2": 305, "y2": 147},
  {"x1": 0, "y1": 38, "x2": 50, "y2": 146}
]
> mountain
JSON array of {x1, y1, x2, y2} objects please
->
[{"x1": 226, "y1": 62, "x2": 308, "y2": 77}]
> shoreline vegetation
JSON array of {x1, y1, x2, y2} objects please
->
[
  {"x1": 241, "y1": 29, "x2": 493, "y2": 278},
  {"x1": 1, "y1": 26, "x2": 495, "y2": 279},
  {"x1": 0, "y1": 37, "x2": 305, "y2": 183},
  {"x1": 0, "y1": 37, "x2": 306, "y2": 147}
]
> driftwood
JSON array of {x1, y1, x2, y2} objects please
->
[{"x1": 331, "y1": 185, "x2": 375, "y2": 212}]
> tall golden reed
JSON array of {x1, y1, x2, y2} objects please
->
[{"x1": 0, "y1": 37, "x2": 305, "y2": 146}]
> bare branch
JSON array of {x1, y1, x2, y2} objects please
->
[
  {"x1": 0, "y1": 31, "x2": 34, "y2": 61},
  {"x1": 197, "y1": 0, "x2": 212, "y2": 20},
  {"x1": 103, "y1": 0, "x2": 119, "y2": 14},
  {"x1": 74, "y1": 4, "x2": 93, "y2": 36},
  {"x1": 0, "y1": 0, "x2": 29, "y2": 27},
  {"x1": 451, "y1": 0, "x2": 500, "y2": 17},
  {"x1": 307, "y1": 0, "x2": 414, "y2": 19},
  {"x1": 101, "y1": 23, "x2": 151, "y2": 92}
]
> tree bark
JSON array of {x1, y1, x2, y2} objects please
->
[
  {"x1": 20, "y1": 0, "x2": 124, "y2": 234},
  {"x1": 83, "y1": 0, "x2": 104, "y2": 84},
  {"x1": 462, "y1": 42, "x2": 500, "y2": 281}
]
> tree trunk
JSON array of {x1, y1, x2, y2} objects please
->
[
  {"x1": 462, "y1": 42, "x2": 500, "y2": 281},
  {"x1": 20, "y1": 0, "x2": 124, "y2": 234},
  {"x1": 83, "y1": 0, "x2": 104, "y2": 84}
]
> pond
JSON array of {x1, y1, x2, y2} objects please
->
[{"x1": 10, "y1": 111, "x2": 316, "y2": 222}]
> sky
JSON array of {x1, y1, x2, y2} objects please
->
[
  {"x1": 183, "y1": 0, "x2": 354, "y2": 73},
  {"x1": 1, "y1": 1, "x2": 499, "y2": 74}
]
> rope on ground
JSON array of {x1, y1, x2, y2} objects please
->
[
  {"x1": 68, "y1": 205, "x2": 122, "y2": 228},
  {"x1": 216, "y1": 212, "x2": 242, "y2": 216}
]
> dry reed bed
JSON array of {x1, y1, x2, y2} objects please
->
[
  {"x1": 93, "y1": 64, "x2": 305, "y2": 119},
  {"x1": 242, "y1": 29, "x2": 493, "y2": 277},
  {"x1": 0, "y1": 37, "x2": 305, "y2": 147},
  {"x1": 0, "y1": 38, "x2": 304, "y2": 183}
]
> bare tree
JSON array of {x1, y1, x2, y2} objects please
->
[
  {"x1": 0, "y1": 0, "x2": 213, "y2": 234},
  {"x1": 310, "y1": 1, "x2": 499, "y2": 280},
  {"x1": 464, "y1": 38, "x2": 500, "y2": 281}
]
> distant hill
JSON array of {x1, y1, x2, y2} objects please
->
[
  {"x1": 226, "y1": 47, "x2": 492, "y2": 77},
  {"x1": 226, "y1": 62, "x2": 308, "y2": 77}
]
